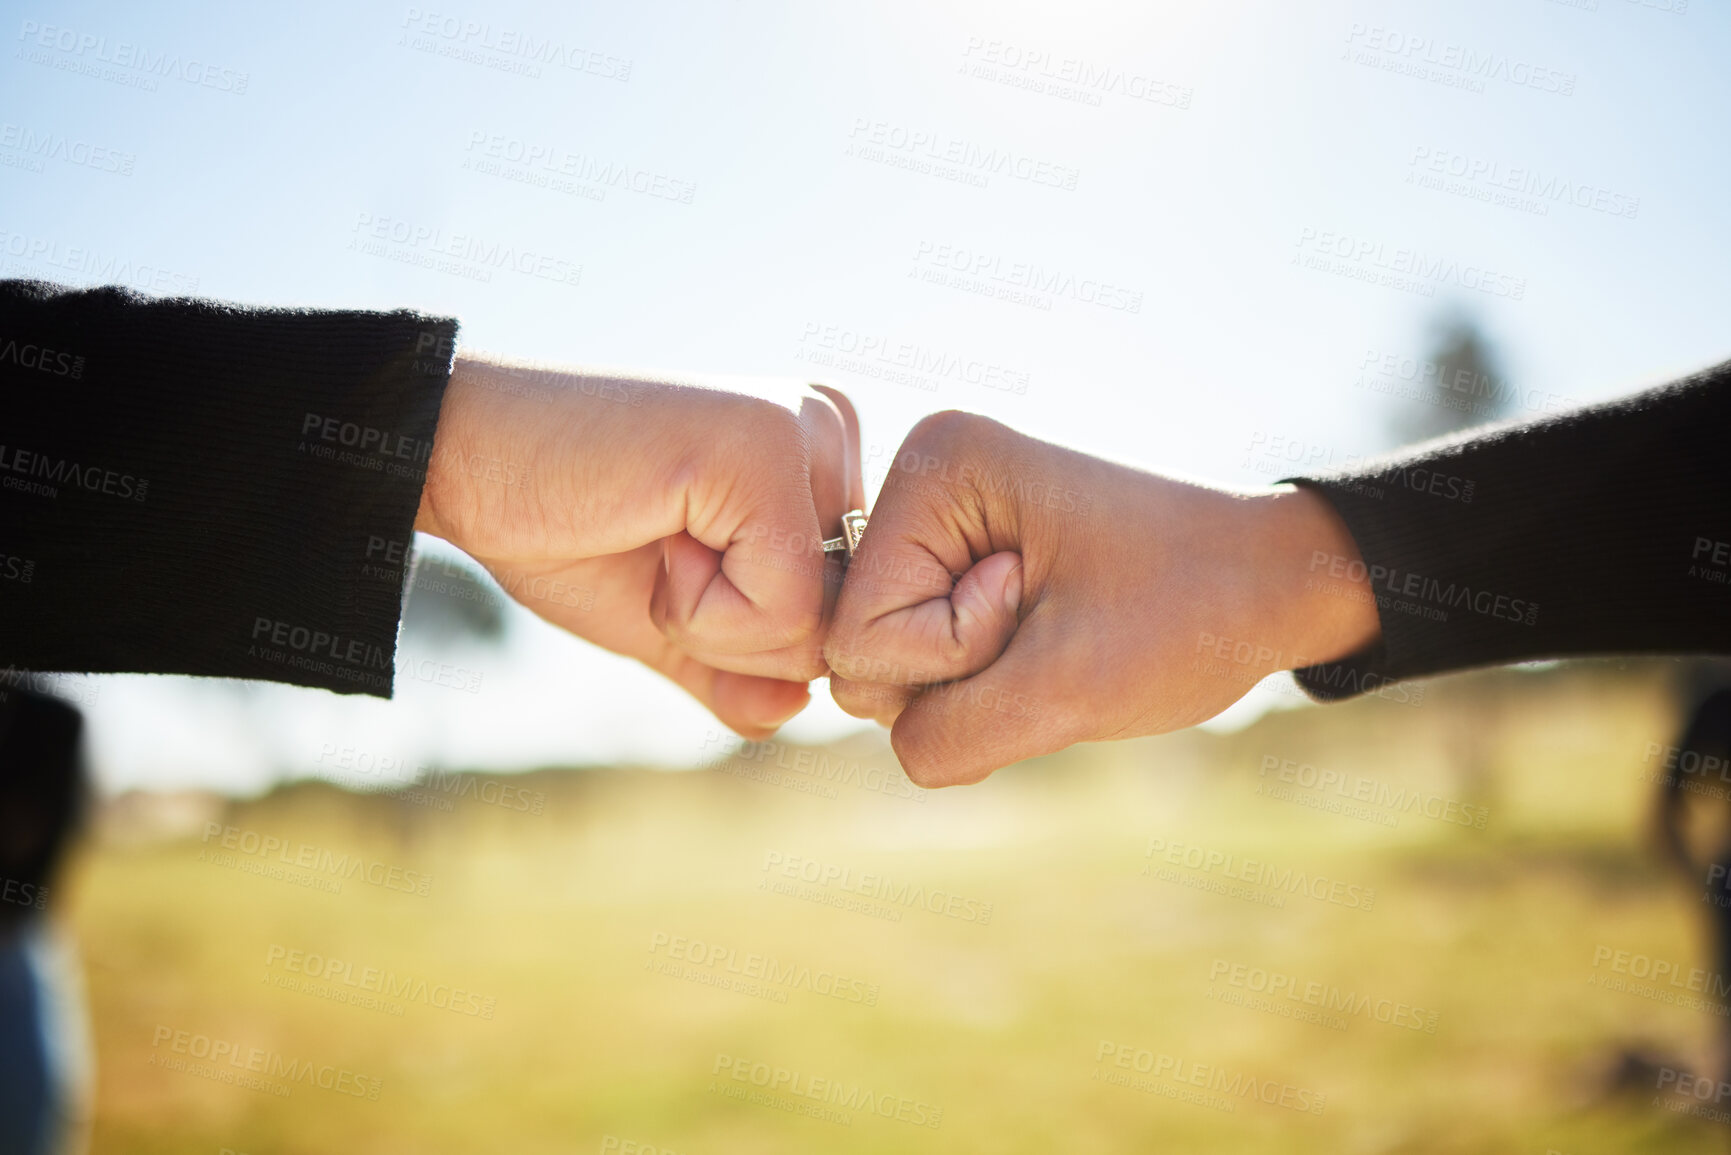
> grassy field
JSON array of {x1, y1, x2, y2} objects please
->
[{"x1": 64, "y1": 662, "x2": 1731, "y2": 1153}]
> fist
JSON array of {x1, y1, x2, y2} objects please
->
[
  {"x1": 418, "y1": 356, "x2": 865, "y2": 738},
  {"x1": 824, "y1": 411, "x2": 1378, "y2": 786}
]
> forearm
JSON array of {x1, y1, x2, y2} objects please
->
[{"x1": 413, "y1": 353, "x2": 691, "y2": 558}]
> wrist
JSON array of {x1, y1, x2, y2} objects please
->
[
  {"x1": 413, "y1": 355, "x2": 723, "y2": 563},
  {"x1": 1239, "y1": 485, "x2": 1381, "y2": 672},
  {"x1": 413, "y1": 353, "x2": 478, "y2": 545}
]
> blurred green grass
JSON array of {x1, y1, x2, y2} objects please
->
[{"x1": 66, "y1": 662, "x2": 1731, "y2": 1153}]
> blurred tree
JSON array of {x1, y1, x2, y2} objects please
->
[
  {"x1": 1387, "y1": 310, "x2": 1513, "y2": 446},
  {"x1": 1384, "y1": 309, "x2": 1515, "y2": 814}
]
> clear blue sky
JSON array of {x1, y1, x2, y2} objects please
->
[{"x1": 6, "y1": 0, "x2": 1727, "y2": 791}]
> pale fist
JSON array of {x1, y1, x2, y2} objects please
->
[{"x1": 417, "y1": 355, "x2": 863, "y2": 738}]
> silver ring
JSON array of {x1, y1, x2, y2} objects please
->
[{"x1": 823, "y1": 510, "x2": 868, "y2": 560}]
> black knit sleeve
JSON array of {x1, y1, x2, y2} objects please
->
[
  {"x1": 1287, "y1": 359, "x2": 1731, "y2": 700},
  {"x1": 0, "y1": 280, "x2": 458, "y2": 697}
]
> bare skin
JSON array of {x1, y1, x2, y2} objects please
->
[
  {"x1": 824, "y1": 411, "x2": 1381, "y2": 787},
  {"x1": 415, "y1": 353, "x2": 863, "y2": 739}
]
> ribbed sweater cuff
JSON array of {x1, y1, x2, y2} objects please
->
[
  {"x1": 0, "y1": 281, "x2": 459, "y2": 697},
  {"x1": 1283, "y1": 361, "x2": 1731, "y2": 699}
]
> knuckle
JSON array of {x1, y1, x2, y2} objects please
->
[
  {"x1": 743, "y1": 396, "x2": 808, "y2": 446},
  {"x1": 906, "y1": 408, "x2": 1001, "y2": 449},
  {"x1": 886, "y1": 411, "x2": 1013, "y2": 514},
  {"x1": 803, "y1": 393, "x2": 846, "y2": 442},
  {"x1": 707, "y1": 396, "x2": 809, "y2": 471}
]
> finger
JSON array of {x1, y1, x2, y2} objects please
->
[
  {"x1": 888, "y1": 619, "x2": 1087, "y2": 788},
  {"x1": 657, "y1": 404, "x2": 831, "y2": 659},
  {"x1": 655, "y1": 387, "x2": 859, "y2": 669},
  {"x1": 650, "y1": 531, "x2": 834, "y2": 681},
  {"x1": 800, "y1": 391, "x2": 852, "y2": 535},
  {"x1": 662, "y1": 655, "x2": 812, "y2": 740},
  {"x1": 826, "y1": 430, "x2": 1022, "y2": 684},
  {"x1": 827, "y1": 674, "x2": 913, "y2": 728},
  {"x1": 807, "y1": 383, "x2": 866, "y2": 514},
  {"x1": 828, "y1": 548, "x2": 1023, "y2": 687},
  {"x1": 487, "y1": 546, "x2": 815, "y2": 736},
  {"x1": 655, "y1": 523, "x2": 825, "y2": 658}
]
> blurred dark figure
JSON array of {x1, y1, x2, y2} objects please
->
[
  {"x1": 1654, "y1": 675, "x2": 1731, "y2": 1084},
  {"x1": 0, "y1": 686, "x2": 91, "y2": 1155}
]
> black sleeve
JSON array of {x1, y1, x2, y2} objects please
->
[
  {"x1": 1287, "y1": 359, "x2": 1731, "y2": 700},
  {"x1": 0, "y1": 280, "x2": 458, "y2": 697}
]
